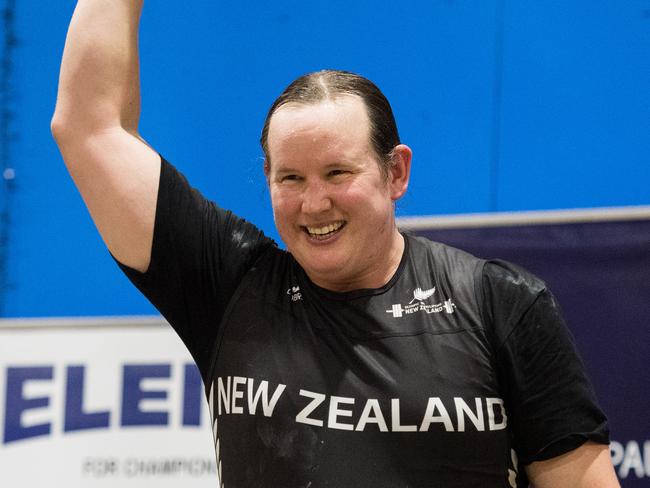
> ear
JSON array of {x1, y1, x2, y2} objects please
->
[
  {"x1": 387, "y1": 144, "x2": 412, "y2": 201},
  {"x1": 263, "y1": 158, "x2": 271, "y2": 181}
]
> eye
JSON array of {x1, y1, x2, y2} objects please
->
[
  {"x1": 328, "y1": 169, "x2": 348, "y2": 177},
  {"x1": 279, "y1": 174, "x2": 300, "y2": 182}
]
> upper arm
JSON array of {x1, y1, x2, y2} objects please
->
[
  {"x1": 482, "y1": 261, "x2": 609, "y2": 463},
  {"x1": 53, "y1": 125, "x2": 160, "y2": 272},
  {"x1": 526, "y1": 442, "x2": 620, "y2": 488}
]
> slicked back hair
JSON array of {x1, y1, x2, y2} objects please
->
[{"x1": 260, "y1": 70, "x2": 401, "y2": 177}]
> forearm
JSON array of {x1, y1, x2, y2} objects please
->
[{"x1": 52, "y1": 0, "x2": 144, "y2": 138}]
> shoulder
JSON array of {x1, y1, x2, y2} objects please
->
[
  {"x1": 405, "y1": 232, "x2": 484, "y2": 276},
  {"x1": 482, "y1": 259, "x2": 546, "y2": 294},
  {"x1": 404, "y1": 233, "x2": 546, "y2": 296},
  {"x1": 403, "y1": 233, "x2": 551, "y2": 330},
  {"x1": 480, "y1": 259, "x2": 550, "y2": 347}
]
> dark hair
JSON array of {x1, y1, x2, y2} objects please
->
[{"x1": 260, "y1": 70, "x2": 401, "y2": 176}]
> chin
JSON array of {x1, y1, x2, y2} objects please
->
[
  {"x1": 303, "y1": 257, "x2": 343, "y2": 274},
  {"x1": 297, "y1": 254, "x2": 348, "y2": 279}
]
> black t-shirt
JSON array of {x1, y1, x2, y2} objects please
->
[{"x1": 119, "y1": 157, "x2": 609, "y2": 488}]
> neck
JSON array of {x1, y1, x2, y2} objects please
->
[{"x1": 308, "y1": 230, "x2": 405, "y2": 292}]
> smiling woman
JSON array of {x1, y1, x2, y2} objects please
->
[
  {"x1": 51, "y1": 2, "x2": 619, "y2": 487},
  {"x1": 266, "y1": 95, "x2": 411, "y2": 292}
]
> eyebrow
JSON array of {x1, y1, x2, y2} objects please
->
[{"x1": 271, "y1": 165, "x2": 300, "y2": 175}]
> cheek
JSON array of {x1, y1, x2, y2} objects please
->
[
  {"x1": 270, "y1": 190, "x2": 298, "y2": 225},
  {"x1": 344, "y1": 181, "x2": 391, "y2": 212}
]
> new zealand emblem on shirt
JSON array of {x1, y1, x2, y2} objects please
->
[{"x1": 386, "y1": 285, "x2": 456, "y2": 318}]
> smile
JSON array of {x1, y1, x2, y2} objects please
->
[{"x1": 303, "y1": 221, "x2": 346, "y2": 238}]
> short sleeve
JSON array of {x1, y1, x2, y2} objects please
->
[
  {"x1": 481, "y1": 260, "x2": 609, "y2": 465},
  {"x1": 117, "y1": 156, "x2": 275, "y2": 378}
]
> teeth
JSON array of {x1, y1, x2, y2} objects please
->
[{"x1": 306, "y1": 221, "x2": 344, "y2": 235}]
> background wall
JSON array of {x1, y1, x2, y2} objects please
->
[{"x1": 0, "y1": 0, "x2": 648, "y2": 317}]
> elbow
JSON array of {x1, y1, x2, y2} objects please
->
[
  {"x1": 50, "y1": 112, "x2": 91, "y2": 172},
  {"x1": 50, "y1": 113, "x2": 67, "y2": 144},
  {"x1": 51, "y1": 105, "x2": 126, "y2": 146},
  {"x1": 50, "y1": 96, "x2": 109, "y2": 143},
  {"x1": 50, "y1": 114, "x2": 80, "y2": 173},
  {"x1": 50, "y1": 111, "x2": 98, "y2": 149},
  {"x1": 50, "y1": 109, "x2": 78, "y2": 146}
]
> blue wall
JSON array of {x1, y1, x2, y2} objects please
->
[{"x1": 1, "y1": 0, "x2": 648, "y2": 317}]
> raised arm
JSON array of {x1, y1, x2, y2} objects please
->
[{"x1": 51, "y1": 0, "x2": 160, "y2": 272}]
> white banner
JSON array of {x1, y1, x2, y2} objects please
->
[{"x1": 0, "y1": 317, "x2": 218, "y2": 487}]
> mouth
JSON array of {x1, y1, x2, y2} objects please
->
[{"x1": 302, "y1": 221, "x2": 346, "y2": 240}]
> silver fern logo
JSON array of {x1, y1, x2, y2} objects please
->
[{"x1": 409, "y1": 287, "x2": 436, "y2": 303}]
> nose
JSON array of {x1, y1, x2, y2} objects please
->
[{"x1": 301, "y1": 180, "x2": 333, "y2": 215}]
